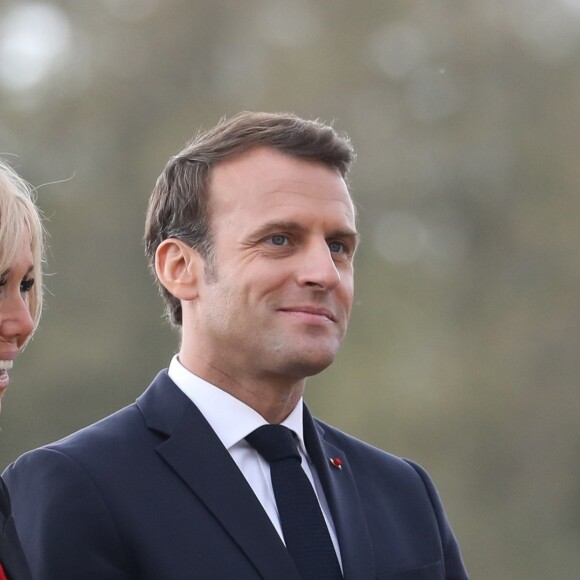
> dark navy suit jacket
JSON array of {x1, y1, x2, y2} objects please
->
[
  {"x1": 0, "y1": 479, "x2": 31, "y2": 580},
  {"x1": 4, "y1": 371, "x2": 468, "y2": 579}
]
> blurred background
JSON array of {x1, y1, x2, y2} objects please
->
[{"x1": 1, "y1": 0, "x2": 580, "y2": 577}]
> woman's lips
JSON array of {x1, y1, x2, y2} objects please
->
[{"x1": 0, "y1": 361, "x2": 15, "y2": 391}]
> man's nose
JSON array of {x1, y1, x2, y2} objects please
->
[{"x1": 296, "y1": 242, "x2": 341, "y2": 290}]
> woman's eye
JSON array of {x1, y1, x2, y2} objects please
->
[{"x1": 20, "y1": 278, "x2": 35, "y2": 293}]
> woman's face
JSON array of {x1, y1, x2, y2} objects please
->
[{"x1": 0, "y1": 233, "x2": 35, "y2": 410}]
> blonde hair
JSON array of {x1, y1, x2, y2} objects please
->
[{"x1": 0, "y1": 159, "x2": 44, "y2": 328}]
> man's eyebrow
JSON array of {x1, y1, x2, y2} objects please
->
[
  {"x1": 333, "y1": 229, "x2": 360, "y2": 245},
  {"x1": 248, "y1": 221, "x2": 360, "y2": 244},
  {"x1": 248, "y1": 221, "x2": 307, "y2": 239}
]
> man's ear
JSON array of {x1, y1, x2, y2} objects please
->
[{"x1": 155, "y1": 239, "x2": 202, "y2": 301}]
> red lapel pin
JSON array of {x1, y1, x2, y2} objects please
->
[{"x1": 329, "y1": 457, "x2": 343, "y2": 470}]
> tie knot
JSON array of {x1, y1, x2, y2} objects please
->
[{"x1": 246, "y1": 425, "x2": 301, "y2": 464}]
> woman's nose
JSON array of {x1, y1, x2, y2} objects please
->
[{"x1": 0, "y1": 293, "x2": 35, "y2": 345}]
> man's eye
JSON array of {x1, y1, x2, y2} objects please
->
[
  {"x1": 269, "y1": 235, "x2": 288, "y2": 246},
  {"x1": 328, "y1": 241, "x2": 346, "y2": 253}
]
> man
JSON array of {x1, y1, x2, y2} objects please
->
[{"x1": 4, "y1": 112, "x2": 468, "y2": 579}]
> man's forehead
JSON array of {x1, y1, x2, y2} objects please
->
[{"x1": 210, "y1": 151, "x2": 352, "y2": 210}]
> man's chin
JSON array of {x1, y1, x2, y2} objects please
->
[{"x1": 283, "y1": 352, "x2": 337, "y2": 379}]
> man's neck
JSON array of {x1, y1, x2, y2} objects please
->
[{"x1": 177, "y1": 350, "x2": 306, "y2": 424}]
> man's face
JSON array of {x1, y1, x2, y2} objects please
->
[{"x1": 192, "y1": 147, "x2": 358, "y2": 385}]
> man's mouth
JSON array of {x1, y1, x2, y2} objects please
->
[{"x1": 279, "y1": 307, "x2": 336, "y2": 322}]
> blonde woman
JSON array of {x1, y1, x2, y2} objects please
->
[{"x1": 0, "y1": 160, "x2": 42, "y2": 580}]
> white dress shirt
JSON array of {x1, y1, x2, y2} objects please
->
[{"x1": 168, "y1": 355, "x2": 342, "y2": 568}]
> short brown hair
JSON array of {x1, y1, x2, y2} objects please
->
[{"x1": 145, "y1": 111, "x2": 355, "y2": 326}]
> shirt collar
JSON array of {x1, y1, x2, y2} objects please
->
[{"x1": 167, "y1": 355, "x2": 307, "y2": 455}]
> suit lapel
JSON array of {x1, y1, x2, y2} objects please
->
[
  {"x1": 0, "y1": 479, "x2": 32, "y2": 580},
  {"x1": 303, "y1": 406, "x2": 375, "y2": 580},
  {"x1": 137, "y1": 372, "x2": 300, "y2": 580}
]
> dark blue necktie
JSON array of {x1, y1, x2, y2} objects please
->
[{"x1": 246, "y1": 425, "x2": 343, "y2": 580}]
